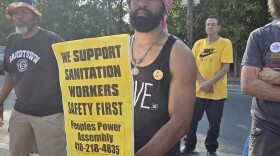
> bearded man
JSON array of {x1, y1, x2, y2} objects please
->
[
  {"x1": 0, "y1": 1, "x2": 66, "y2": 156},
  {"x1": 126, "y1": 0, "x2": 197, "y2": 155}
]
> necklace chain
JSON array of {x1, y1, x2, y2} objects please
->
[{"x1": 131, "y1": 30, "x2": 164, "y2": 68}]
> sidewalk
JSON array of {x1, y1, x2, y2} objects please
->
[
  {"x1": 180, "y1": 146, "x2": 240, "y2": 156},
  {"x1": 0, "y1": 110, "x2": 11, "y2": 156},
  {"x1": 0, "y1": 110, "x2": 38, "y2": 156}
]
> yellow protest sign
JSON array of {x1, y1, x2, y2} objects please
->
[{"x1": 52, "y1": 34, "x2": 133, "y2": 156}]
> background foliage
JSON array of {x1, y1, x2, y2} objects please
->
[{"x1": 0, "y1": 0, "x2": 271, "y2": 63}]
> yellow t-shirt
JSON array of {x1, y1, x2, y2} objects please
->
[{"x1": 192, "y1": 37, "x2": 233, "y2": 100}]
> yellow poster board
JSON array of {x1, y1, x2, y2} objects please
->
[{"x1": 52, "y1": 34, "x2": 133, "y2": 156}]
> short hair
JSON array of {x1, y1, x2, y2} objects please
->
[
  {"x1": 207, "y1": 15, "x2": 221, "y2": 26},
  {"x1": 268, "y1": 0, "x2": 280, "y2": 19}
]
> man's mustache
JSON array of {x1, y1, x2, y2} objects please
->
[{"x1": 133, "y1": 8, "x2": 151, "y2": 16}]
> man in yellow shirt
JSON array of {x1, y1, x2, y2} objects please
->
[{"x1": 181, "y1": 15, "x2": 233, "y2": 156}]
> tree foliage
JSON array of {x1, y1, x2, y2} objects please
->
[
  {"x1": 168, "y1": 0, "x2": 270, "y2": 54},
  {"x1": 38, "y1": 0, "x2": 130, "y2": 40},
  {"x1": 0, "y1": 0, "x2": 131, "y2": 43},
  {"x1": 0, "y1": 0, "x2": 272, "y2": 58},
  {"x1": 0, "y1": 0, "x2": 14, "y2": 44}
]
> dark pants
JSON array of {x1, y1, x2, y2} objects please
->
[
  {"x1": 249, "y1": 118, "x2": 280, "y2": 156},
  {"x1": 184, "y1": 97, "x2": 225, "y2": 151}
]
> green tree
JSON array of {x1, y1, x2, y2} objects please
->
[
  {"x1": 38, "y1": 0, "x2": 130, "y2": 40},
  {"x1": 168, "y1": 0, "x2": 186, "y2": 42},
  {"x1": 0, "y1": 0, "x2": 273, "y2": 59},
  {"x1": 0, "y1": 0, "x2": 14, "y2": 45},
  {"x1": 166, "y1": 0, "x2": 270, "y2": 75},
  {"x1": 188, "y1": 0, "x2": 270, "y2": 54}
]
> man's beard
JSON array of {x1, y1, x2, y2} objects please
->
[
  {"x1": 129, "y1": 8, "x2": 164, "y2": 32},
  {"x1": 15, "y1": 25, "x2": 28, "y2": 34}
]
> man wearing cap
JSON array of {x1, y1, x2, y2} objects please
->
[
  {"x1": 0, "y1": 1, "x2": 66, "y2": 156},
  {"x1": 126, "y1": 0, "x2": 196, "y2": 155}
]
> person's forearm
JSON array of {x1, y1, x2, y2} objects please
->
[
  {"x1": 259, "y1": 67, "x2": 280, "y2": 85},
  {"x1": 270, "y1": 71, "x2": 280, "y2": 85},
  {"x1": 242, "y1": 71, "x2": 280, "y2": 102},
  {"x1": 196, "y1": 71, "x2": 205, "y2": 84},
  {"x1": 208, "y1": 64, "x2": 229, "y2": 85},
  {"x1": 135, "y1": 117, "x2": 188, "y2": 156}
]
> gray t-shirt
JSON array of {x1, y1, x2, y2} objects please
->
[
  {"x1": 242, "y1": 23, "x2": 280, "y2": 133},
  {"x1": 4, "y1": 28, "x2": 64, "y2": 116}
]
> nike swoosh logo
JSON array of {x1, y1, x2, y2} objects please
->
[{"x1": 199, "y1": 52, "x2": 215, "y2": 58}]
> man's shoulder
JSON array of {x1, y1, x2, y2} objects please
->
[
  {"x1": 219, "y1": 37, "x2": 232, "y2": 44},
  {"x1": 7, "y1": 32, "x2": 20, "y2": 39},
  {"x1": 39, "y1": 28, "x2": 60, "y2": 37},
  {"x1": 250, "y1": 26, "x2": 271, "y2": 36},
  {"x1": 39, "y1": 28, "x2": 64, "y2": 42},
  {"x1": 194, "y1": 38, "x2": 205, "y2": 44},
  {"x1": 249, "y1": 25, "x2": 279, "y2": 41},
  {"x1": 193, "y1": 39, "x2": 205, "y2": 48},
  {"x1": 6, "y1": 32, "x2": 21, "y2": 45}
]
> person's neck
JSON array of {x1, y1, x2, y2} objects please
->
[
  {"x1": 22, "y1": 26, "x2": 39, "y2": 39},
  {"x1": 134, "y1": 26, "x2": 164, "y2": 46},
  {"x1": 206, "y1": 34, "x2": 219, "y2": 44}
]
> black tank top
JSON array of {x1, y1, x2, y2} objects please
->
[{"x1": 133, "y1": 35, "x2": 180, "y2": 155}]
